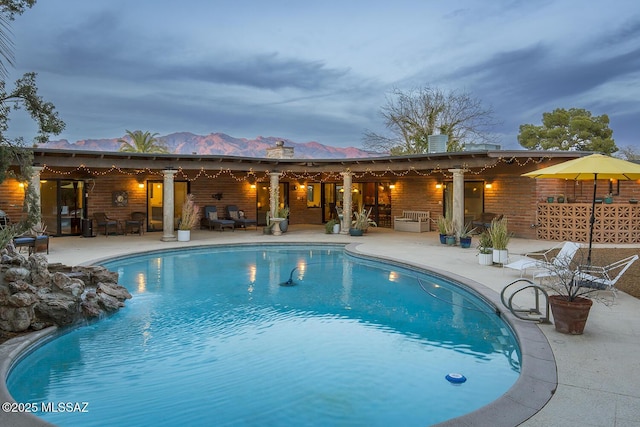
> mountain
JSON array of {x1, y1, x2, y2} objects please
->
[{"x1": 44, "y1": 132, "x2": 383, "y2": 159}]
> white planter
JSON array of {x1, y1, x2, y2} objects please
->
[
  {"x1": 493, "y1": 249, "x2": 509, "y2": 264},
  {"x1": 332, "y1": 223, "x2": 340, "y2": 234},
  {"x1": 177, "y1": 229, "x2": 191, "y2": 242},
  {"x1": 478, "y1": 253, "x2": 493, "y2": 266}
]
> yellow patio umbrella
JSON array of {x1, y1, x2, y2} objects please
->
[{"x1": 523, "y1": 153, "x2": 640, "y2": 262}]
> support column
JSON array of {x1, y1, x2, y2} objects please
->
[
  {"x1": 269, "y1": 172, "x2": 281, "y2": 218},
  {"x1": 29, "y1": 166, "x2": 43, "y2": 222},
  {"x1": 340, "y1": 171, "x2": 352, "y2": 234},
  {"x1": 161, "y1": 169, "x2": 178, "y2": 242},
  {"x1": 449, "y1": 168, "x2": 466, "y2": 237}
]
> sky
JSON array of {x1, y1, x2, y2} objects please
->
[{"x1": 5, "y1": 0, "x2": 640, "y2": 151}]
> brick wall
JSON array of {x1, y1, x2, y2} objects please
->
[{"x1": 0, "y1": 178, "x2": 26, "y2": 223}]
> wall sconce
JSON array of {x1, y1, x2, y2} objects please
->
[
  {"x1": 435, "y1": 183, "x2": 442, "y2": 189},
  {"x1": 212, "y1": 192, "x2": 223, "y2": 200},
  {"x1": 299, "y1": 183, "x2": 305, "y2": 189},
  {"x1": 389, "y1": 183, "x2": 396, "y2": 189},
  {"x1": 138, "y1": 182, "x2": 145, "y2": 189},
  {"x1": 485, "y1": 183, "x2": 493, "y2": 189},
  {"x1": 18, "y1": 182, "x2": 25, "y2": 188},
  {"x1": 250, "y1": 184, "x2": 256, "y2": 189}
]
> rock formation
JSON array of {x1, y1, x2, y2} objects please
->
[{"x1": 0, "y1": 243, "x2": 131, "y2": 333}]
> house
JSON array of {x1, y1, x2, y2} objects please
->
[{"x1": 2, "y1": 144, "x2": 639, "y2": 243}]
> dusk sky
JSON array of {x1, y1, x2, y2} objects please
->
[{"x1": 6, "y1": 0, "x2": 640, "y2": 151}]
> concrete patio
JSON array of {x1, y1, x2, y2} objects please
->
[{"x1": 2, "y1": 225, "x2": 639, "y2": 426}]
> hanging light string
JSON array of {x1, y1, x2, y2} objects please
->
[{"x1": 38, "y1": 156, "x2": 552, "y2": 182}]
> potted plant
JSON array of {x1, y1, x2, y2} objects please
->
[
  {"x1": 444, "y1": 218, "x2": 457, "y2": 246},
  {"x1": 546, "y1": 196, "x2": 554, "y2": 203},
  {"x1": 458, "y1": 222, "x2": 476, "y2": 248},
  {"x1": 325, "y1": 218, "x2": 340, "y2": 234},
  {"x1": 177, "y1": 194, "x2": 200, "y2": 241},
  {"x1": 350, "y1": 206, "x2": 376, "y2": 236},
  {"x1": 277, "y1": 206, "x2": 290, "y2": 232},
  {"x1": 539, "y1": 253, "x2": 602, "y2": 334},
  {"x1": 433, "y1": 215, "x2": 452, "y2": 244},
  {"x1": 556, "y1": 194, "x2": 565, "y2": 203},
  {"x1": 488, "y1": 217, "x2": 510, "y2": 264},
  {"x1": 476, "y1": 231, "x2": 493, "y2": 265},
  {"x1": 603, "y1": 193, "x2": 613, "y2": 204}
]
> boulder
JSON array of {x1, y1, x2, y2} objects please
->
[{"x1": 0, "y1": 251, "x2": 132, "y2": 333}]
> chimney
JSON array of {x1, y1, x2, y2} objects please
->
[{"x1": 266, "y1": 140, "x2": 294, "y2": 159}]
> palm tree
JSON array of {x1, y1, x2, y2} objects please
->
[{"x1": 118, "y1": 130, "x2": 169, "y2": 154}]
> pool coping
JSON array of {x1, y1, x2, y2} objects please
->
[{"x1": 0, "y1": 242, "x2": 557, "y2": 427}]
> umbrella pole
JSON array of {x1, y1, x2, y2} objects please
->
[{"x1": 587, "y1": 173, "x2": 598, "y2": 264}]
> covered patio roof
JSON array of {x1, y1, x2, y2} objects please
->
[{"x1": 31, "y1": 147, "x2": 586, "y2": 175}]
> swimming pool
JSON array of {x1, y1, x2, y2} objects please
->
[{"x1": 8, "y1": 244, "x2": 521, "y2": 426}]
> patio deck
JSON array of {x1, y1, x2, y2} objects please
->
[{"x1": 2, "y1": 225, "x2": 639, "y2": 426}]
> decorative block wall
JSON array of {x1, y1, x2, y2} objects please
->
[{"x1": 536, "y1": 202, "x2": 640, "y2": 243}]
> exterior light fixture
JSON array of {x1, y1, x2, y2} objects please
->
[
  {"x1": 485, "y1": 183, "x2": 493, "y2": 189},
  {"x1": 435, "y1": 183, "x2": 442, "y2": 189}
]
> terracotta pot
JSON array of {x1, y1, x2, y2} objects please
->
[{"x1": 549, "y1": 295, "x2": 593, "y2": 334}]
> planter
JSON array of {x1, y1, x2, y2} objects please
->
[
  {"x1": 478, "y1": 252, "x2": 493, "y2": 265},
  {"x1": 349, "y1": 228, "x2": 364, "y2": 236},
  {"x1": 177, "y1": 229, "x2": 191, "y2": 242},
  {"x1": 439, "y1": 233, "x2": 447, "y2": 244},
  {"x1": 603, "y1": 197, "x2": 613, "y2": 204},
  {"x1": 459, "y1": 236, "x2": 472, "y2": 248},
  {"x1": 557, "y1": 196, "x2": 565, "y2": 203},
  {"x1": 549, "y1": 295, "x2": 593, "y2": 334},
  {"x1": 279, "y1": 219, "x2": 289, "y2": 233},
  {"x1": 332, "y1": 223, "x2": 340, "y2": 234},
  {"x1": 263, "y1": 226, "x2": 273, "y2": 235},
  {"x1": 445, "y1": 235, "x2": 456, "y2": 246},
  {"x1": 547, "y1": 196, "x2": 554, "y2": 203},
  {"x1": 492, "y1": 248, "x2": 509, "y2": 264}
]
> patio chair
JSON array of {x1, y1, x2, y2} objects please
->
[
  {"x1": 125, "y1": 211, "x2": 146, "y2": 235},
  {"x1": 471, "y1": 213, "x2": 503, "y2": 234},
  {"x1": 574, "y1": 254, "x2": 639, "y2": 290},
  {"x1": 201, "y1": 206, "x2": 235, "y2": 231},
  {"x1": 226, "y1": 205, "x2": 257, "y2": 230},
  {"x1": 93, "y1": 212, "x2": 119, "y2": 237},
  {"x1": 505, "y1": 241, "x2": 581, "y2": 278}
]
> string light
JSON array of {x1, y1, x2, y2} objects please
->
[{"x1": 38, "y1": 156, "x2": 553, "y2": 183}]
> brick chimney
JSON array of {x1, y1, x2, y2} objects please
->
[{"x1": 266, "y1": 140, "x2": 294, "y2": 159}]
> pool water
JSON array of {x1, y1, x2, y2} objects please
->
[{"x1": 8, "y1": 245, "x2": 520, "y2": 426}]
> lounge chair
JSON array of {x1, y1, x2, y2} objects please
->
[
  {"x1": 505, "y1": 241, "x2": 581, "y2": 278},
  {"x1": 574, "y1": 254, "x2": 639, "y2": 290},
  {"x1": 93, "y1": 212, "x2": 120, "y2": 236},
  {"x1": 226, "y1": 205, "x2": 257, "y2": 230},
  {"x1": 201, "y1": 206, "x2": 235, "y2": 231}
]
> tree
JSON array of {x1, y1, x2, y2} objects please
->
[
  {"x1": 0, "y1": 0, "x2": 64, "y2": 236},
  {"x1": 617, "y1": 146, "x2": 640, "y2": 161},
  {"x1": 0, "y1": 3, "x2": 65, "y2": 183},
  {"x1": 0, "y1": 0, "x2": 36, "y2": 78},
  {"x1": 362, "y1": 86, "x2": 499, "y2": 154},
  {"x1": 518, "y1": 108, "x2": 617, "y2": 154},
  {"x1": 118, "y1": 130, "x2": 169, "y2": 154}
]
